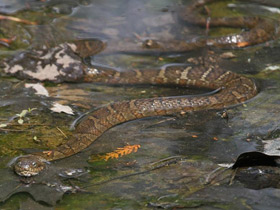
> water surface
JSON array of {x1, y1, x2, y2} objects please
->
[{"x1": 0, "y1": 0, "x2": 280, "y2": 209}]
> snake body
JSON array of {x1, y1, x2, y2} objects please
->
[
  {"x1": 8, "y1": 0, "x2": 266, "y2": 176},
  {"x1": 13, "y1": 60, "x2": 257, "y2": 176},
  {"x1": 179, "y1": 0, "x2": 279, "y2": 48}
]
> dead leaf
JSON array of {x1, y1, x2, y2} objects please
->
[
  {"x1": 90, "y1": 145, "x2": 141, "y2": 162},
  {"x1": 50, "y1": 103, "x2": 74, "y2": 115},
  {"x1": 25, "y1": 83, "x2": 49, "y2": 97}
]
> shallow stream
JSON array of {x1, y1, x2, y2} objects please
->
[{"x1": 0, "y1": 0, "x2": 280, "y2": 209}]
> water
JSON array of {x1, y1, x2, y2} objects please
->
[{"x1": 0, "y1": 0, "x2": 280, "y2": 209}]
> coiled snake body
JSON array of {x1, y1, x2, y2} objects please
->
[
  {"x1": 8, "y1": 0, "x2": 264, "y2": 176},
  {"x1": 12, "y1": 60, "x2": 257, "y2": 176}
]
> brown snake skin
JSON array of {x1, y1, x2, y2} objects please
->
[
  {"x1": 179, "y1": 0, "x2": 279, "y2": 48},
  {"x1": 13, "y1": 61, "x2": 258, "y2": 176},
  {"x1": 11, "y1": 0, "x2": 265, "y2": 176},
  {"x1": 102, "y1": 0, "x2": 280, "y2": 54}
]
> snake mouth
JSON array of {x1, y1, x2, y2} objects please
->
[{"x1": 14, "y1": 169, "x2": 41, "y2": 177}]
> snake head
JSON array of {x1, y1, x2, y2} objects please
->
[{"x1": 10, "y1": 155, "x2": 49, "y2": 177}]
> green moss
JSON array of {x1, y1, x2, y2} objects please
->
[
  {"x1": 209, "y1": 27, "x2": 241, "y2": 37},
  {"x1": 206, "y1": 1, "x2": 241, "y2": 18},
  {"x1": 56, "y1": 193, "x2": 144, "y2": 210},
  {"x1": 0, "y1": 193, "x2": 30, "y2": 210},
  {"x1": 0, "y1": 111, "x2": 73, "y2": 158},
  {"x1": 255, "y1": 70, "x2": 280, "y2": 81}
]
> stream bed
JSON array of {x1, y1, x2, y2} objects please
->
[{"x1": 0, "y1": 0, "x2": 280, "y2": 209}]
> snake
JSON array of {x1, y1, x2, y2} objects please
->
[
  {"x1": 178, "y1": 0, "x2": 279, "y2": 48},
  {"x1": 5, "y1": 0, "x2": 269, "y2": 177},
  {"x1": 101, "y1": 0, "x2": 279, "y2": 54},
  {"x1": 11, "y1": 53, "x2": 258, "y2": 176}
]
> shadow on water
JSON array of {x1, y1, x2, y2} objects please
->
[{"x1": 0, "y1": 0, "x2": 280, "y2": 209}]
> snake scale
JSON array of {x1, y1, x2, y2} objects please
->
[
  {"x1": 12, "y1": 58, "x2": 257, "y2": 176},
  {"x1": 8, "y1": 0, "x2": 264, "y2": 176}
]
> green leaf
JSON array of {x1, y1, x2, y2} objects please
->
[
  {"x1": 18, "y1": 119, "x2": 24, "y2": 124},
  {"x1": 28, "y1": 108, "x2": 37, "y2": 112},
  {"x1": 18, "y1": 110, "x2": 28, "y2": 118}
]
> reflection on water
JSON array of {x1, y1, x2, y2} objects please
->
[
  {"x1": 0, "y1": 0, "x2": 280, "y2": 209},
  {"x1": 67, "y1": 0, "x2": 186, "y2": 39}
]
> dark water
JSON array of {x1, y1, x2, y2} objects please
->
[{"x1": 0, "y1": 0, "x2": 280, "y2": 209}]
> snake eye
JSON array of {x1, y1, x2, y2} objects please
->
[{"x1": 32, "y1": 162, "x2": 37, "y2": 167}]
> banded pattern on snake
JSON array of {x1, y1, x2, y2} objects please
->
[
  {"x1": 5, "y1": 0, "x2": 266, "y2": 176},
  {"x1": 12, "y1": 60, "x2": 257, "y2": 176}
]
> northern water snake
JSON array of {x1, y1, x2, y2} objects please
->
[
  {"x1": 7, "y1": 0, "x2": 267, "y2": 176},
  {"x1": 102, "y1": 0, "x2": 280, "y2": 54},
  {"x1": 11, "y1": 56, "x2": 258, "y2": 176}
]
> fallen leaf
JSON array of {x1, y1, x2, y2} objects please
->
[
  {"x1": 18, "y1": 119, "x2": 24, "y2": 124},
  {"x1": 50, "y1": 103, "x2": 74, "y2": 115},
  {"x1": 263, "y1": 138, "x2": 280, "y2": 156},
  {"x1": 220, "y1": 52, "x2": 236, "y2": 59},
  {"x1": 91, "y1": 145, "x2": 141, "y2": 162},
  {"x1": 0, "y1": 124, "x2": 7, "y2": 128},
  {"x1": 237, "y1": 42, "x2": 249, "y2": 47},
  {"x1": 217, "y1": 163, "x2": 234, "y2": 168},
  {"x1": 25, "y1": 83, "x2": 49, "y2": 97},
  {"x1": 0, "y1": 36, "x2": 16, "y2": 44}
]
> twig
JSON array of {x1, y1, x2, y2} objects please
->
[
  {"x1": 0, "y1": 128, "x2": 26, "y2": 132},
  {"x1": 229, "y1": 168, "x2": 237, "y2": 186},
  {"x1": 0, "y1": 14, "x2": 36, "y2": 25},
  {"x1": 7, "y1": 123, "x2": 51, "y2": 127},
  {"x1": 56, "y1": 127, "x2": 68, "y2": 138},
  {"x1": 149, "y1": 155, "x2": 183, "y2": 166}
]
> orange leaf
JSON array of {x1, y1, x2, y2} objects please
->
[
  {"x1": 43, "y1": 150, "x2": 53, "y2": 156},
  {"x1": 237, "y1": 42, "x2": 249, "y2": 47},
  {"x1": 0, "y1": 36, "x2": 16, "y2": 44},
  {"x1": 96, "y1": 144, "x2": 141, "y2": 161},
  {"x1": 213, "y1": 137, "x2": 218, "y2": 141}
]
